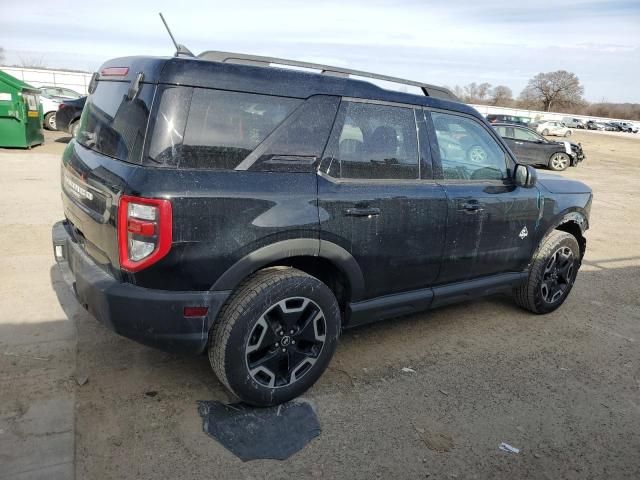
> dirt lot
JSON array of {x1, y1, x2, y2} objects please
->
[{"x1": 1, "y1": 130, "x2": 639, "y2": 479}]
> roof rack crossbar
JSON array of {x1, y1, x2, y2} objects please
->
[{"x1": 197, "y1": 50, "x2": 458, "y2": 102}]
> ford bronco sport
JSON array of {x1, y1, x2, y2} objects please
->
[{"x1": 52, "y1": 51, "x2": 592, "y2": 406}]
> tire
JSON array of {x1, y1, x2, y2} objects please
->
[
  {"x1": 70, "y1": 121, "x2": 80, "y2": 138},
  {"x1": 564, "y1": 130, "x2": 571, "y2": 137},
  {"x1": 549, "y1": 152, "x2": 570, "y2": 171},
  {"x1": 542, "y1": 129, "x2": 549, "y2": 136},
  {"x1": 209, "y1": 267, "x2": 341, "y2": 406},
  {"x1": 513, "y1": 231, "x2": 580, "y2": 314},
  {"x1": 44, "y1": 112, "x2": 57, "y2": 131}
]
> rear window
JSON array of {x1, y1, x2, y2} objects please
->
[{"x1": 77, "y1": 80, "x2": 154, "y2": 164}]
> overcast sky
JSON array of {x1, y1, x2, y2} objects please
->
[{"x1": 2, "y1": 0, "x2": 639, "y2": 102}]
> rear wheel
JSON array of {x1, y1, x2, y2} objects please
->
[
  {"x1": 44, "y1": 112, "x2": 57, "y2": 131},
  {"x1": 542, "y1": 129, "x2": 549, "y2": 136},
  {"x1": 209, "y1": 267, "x2": 341, "y2": 406},
  {"x1": 514, "y1": 231, "x2": 580, "y2": 314},
  {"x1": 549, "y1": 152, "x2": 570, "y2": 171},
  {"x1": 564, "y1": 130, "x2": 571, "y2": 137}
]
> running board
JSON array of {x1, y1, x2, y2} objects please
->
[{"x1": 346, "y1": 272, "x2": 528, "y2": 328}]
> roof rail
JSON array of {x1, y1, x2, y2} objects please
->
[{"x1": 197, "y1": 50, "x2": 459, "y2": 102}]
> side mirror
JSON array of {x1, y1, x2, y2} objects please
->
[{"x1": 514, "y1": 164, "x2": 537, "y2": 188}]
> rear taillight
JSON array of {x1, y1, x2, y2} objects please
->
[
  {"x1": 58, "y1": 104, "x2": 66, "y2": 110},
  {"x1": 118, "y1": 195, "x2": 172, "y2": 272}
]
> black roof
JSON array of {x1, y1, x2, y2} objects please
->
[{"x1": 98, "y1": 55, "x2": 481, "y2": 119}]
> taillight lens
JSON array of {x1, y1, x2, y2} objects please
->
[
  {"x1": 101, "y1": 66, "x2": 129, "y2": 77},
  {"x1": 118, "y1": 195, "x2": 172, "y2": 272}
]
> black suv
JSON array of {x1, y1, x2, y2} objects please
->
[
  {"x1": 493, "y1": 123, "x2": 585, "y2": 171},
  {"x1": 52, "y1": 51, "x2": 592, "y2": 406}
]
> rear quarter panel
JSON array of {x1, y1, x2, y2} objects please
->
[{"x1": 128, "y1": 169, "x2": 319, "y2": 290}]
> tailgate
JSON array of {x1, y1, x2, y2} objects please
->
[{"x1": 61, "y1": 141, "x2": 137, "y2": 272}]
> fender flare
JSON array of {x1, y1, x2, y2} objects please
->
[
  {"x1": 532, "y1": 210, "x2": 588, "y2": 261},
  {"x1": 211, "y1": 238, "x2": 365, "y2": 300}
]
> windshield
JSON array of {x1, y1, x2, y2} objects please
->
[{"x1": 76, "y1": 80, "x2": 155, "y2": 164}]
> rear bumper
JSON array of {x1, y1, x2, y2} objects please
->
[{"x1": 52, "y1": 221, "x2": 229, "y2": 355}]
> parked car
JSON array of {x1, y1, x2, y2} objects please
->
[
  {"x1": 603, "y1": 122, "x2": 618, "y2": 131},
  {"x1": 616, "y1": 122, "x2": 638, "y2": 133},
  {"x1": 561, "y1": 117, "x2": 585, "y2": 129},
  {"x1": 39, "y1": 94, "x2": 61, "y2": 130},
  {"x1": 52, "y1": 51, "x2": 592, "y2": 406},
  {"x1": 493, "y1": 123, "x2": 585, "y2": 171},
  {"x1": 486, "y1": 114, "x2": 532, "y2": 127},
  {"x1": 585, "y1": 120, "x2": 603, "y2": 130},
  {"x1": 38, "y1": 86, "x2": 83, "y2": 101},
  {"x1": 56, "y1": 97, "x2": 86, "y2": 137},
  {"x1": 537, "y1": 121, "x2": 571, "y2": 137},
  {"x1": 608, "y1": 121, "x2": 638, "y2": 133}
]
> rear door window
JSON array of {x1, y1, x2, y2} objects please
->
[
  {"x1": 320, "y1": 101, "x2": 419, "y2": 180},
  {"x1": 178, "y1": 89, "x2": 301, "y2": 169},
  {"x1": 77, "y1": 80, "x2": 154, "y2": 164}
]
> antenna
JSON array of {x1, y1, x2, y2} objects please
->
[{"x1": 158, "y1": 13, "x2": 195, "y2": 57}]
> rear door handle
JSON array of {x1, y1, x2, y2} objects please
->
[
  {"x1": 458, "y1": 201, "x2": 484, "y2": 213},
  {"x1": 344, "y1": 207, "x2": 381, "y2": 217}
]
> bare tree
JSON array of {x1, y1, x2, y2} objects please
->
[
  {"x1": 476, "y1": 82, "x2": 492, "y2": 102},
  {"x1": 463, "y1": 82, "x2": 478, "y2": 102},
  {"x1": 19, "y1": 55, "x2": 47, "y2": 69},
  {"x1": 451, "y1": 85, "x2": 465, "y2": 100},
  {"x1": 519, "y1": 71, "x2": 584, "y2": 111},
  {"x1": 490, "y1": 85, "x2": 513, "y2": 106}
]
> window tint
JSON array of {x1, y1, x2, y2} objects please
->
[
  {"x1": 431, "y1": 112, "x2": 508, "y2": 181},
  {"x1": 146, "y1": 86, "x2": 192, "y2": 166},
  {"x1": 494, "y1": 126, "x2": 513, "y2": 138},
  {"x1": 77, "y1": 80, "x2": 154, "y2": 164},
  {"x1": 513, "y1": 127, "x2": 541, "y2": 142},
  {"x1": 248, "y1": 96, "x2": 340, "y2": 172},
  {"x1": 179, "y1": 89, "x2": 301, "y2": 169},
  {"x1": 321, "y1": 101, "x2": 419, "y2": 180}
]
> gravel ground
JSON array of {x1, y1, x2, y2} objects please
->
[{"x1": 1, "y1": 129, "x2": 638, "y2": 479}]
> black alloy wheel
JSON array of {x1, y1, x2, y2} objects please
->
[
  {"x1": 245, "y1": 297, "x2": 326, "y2": 388},
  {"x1": 540, "y1": 246, "x2": 575, "y2": 304}
]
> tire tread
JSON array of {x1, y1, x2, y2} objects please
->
[{"x1": 209, "y1": 267, "x2": 317, "y2": 400}]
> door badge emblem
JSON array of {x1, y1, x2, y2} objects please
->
[{"x1": 519, "y1": 227, "x2": 528, "y2": 239}]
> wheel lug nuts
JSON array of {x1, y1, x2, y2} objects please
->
[
  {"x1": 275, "y1": 342, "x2": 279, "y2": 347},
  {"x1": 292, "y1": 340, "x2": 296, "y2": 344},
  {"x1": 282, "y1": 348, "x2": 286, "y2": 352},
  {"x1": 279, "y1": 331, "x2": 284, "y2": 336},
  {"x1": 289, "y1": 330, "x2": 294, "y2": 334}
]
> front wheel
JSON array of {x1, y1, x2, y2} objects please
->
[
  {"x1": 467, "y1": 145, "x2": 488, "y2": 163},
  {"x1": 209, "y1": 267, "x2": 341, "y2": 406},
  {"x1": 564, "y1": 130, "x2": 571, "y2": 137},
  {"x1": 513, "y1": 231, "x2": 580, "y2": 314},
  {"x1": 549, "y1": 152, "x2": 570, "y2": 171},
  {"x1": 542, "y1": 129, "x2": 549, "y2": 136}
]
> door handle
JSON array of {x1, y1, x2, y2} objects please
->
[
  {"x1": 515, "y1": 141, "x2": 524, "y2": 145},
  {"x1": 344, "y1": 206, "x2": 381, "y2": 217},
  {"x1": 458, "y1": 201, "x2": 484, "y2": 213}
]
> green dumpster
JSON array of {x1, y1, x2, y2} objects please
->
[{"x1": 0, "y1": 70, "x2": 44, "y2": 148}]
